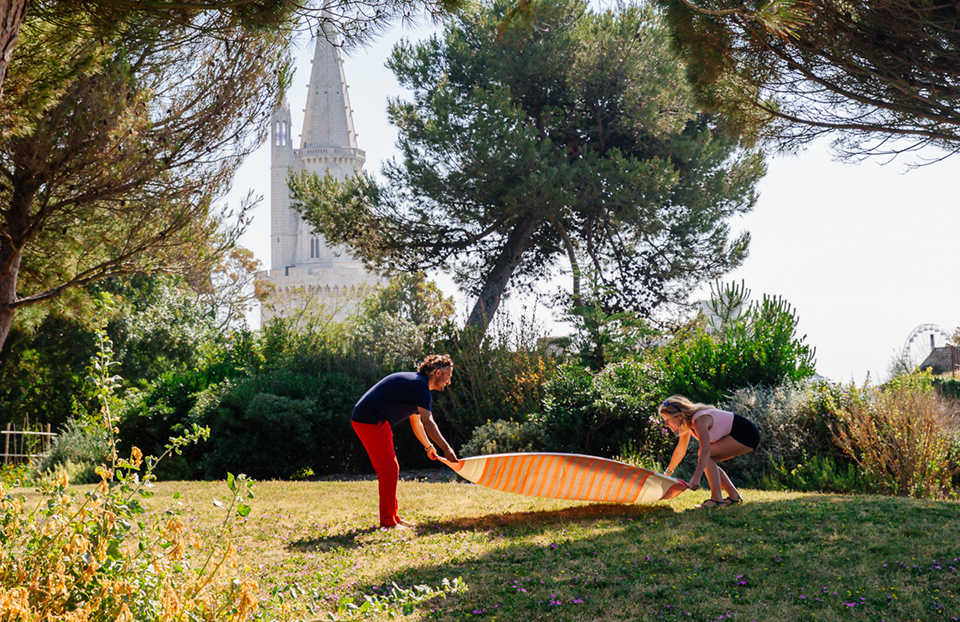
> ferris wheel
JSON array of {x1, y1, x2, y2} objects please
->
[{"x1": 902, "y1": 324, "x2": 951, "y2": 367}]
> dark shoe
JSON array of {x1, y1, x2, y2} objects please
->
[
  {"x1": 695, "y1": 498, "x2": 723, "y2": 509},
  {"x1": 722, "y1": 496, "x2": 743, "y2": 506}
]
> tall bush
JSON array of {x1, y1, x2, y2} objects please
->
[
  {"x1": 533, "y1": 360, "x2": 672, "y2": 459},
  {"x1": 117, "y1": 334, "x2": 262, "y2": 481},
  {"x1": 721, "y1": 381, "x2": 848, "y2": 484},
  {"x1": 431, "y1": 317, "x2": 558, "y2": 447},
  {"x1": 833, "y1": 373, "x2": 960, "y2": 498}
]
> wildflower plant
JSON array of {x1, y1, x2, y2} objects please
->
[
  {"x1": 833, "y1": 371, "x2": 960, "y2": 498},
  {"x1": 326, "y1": 578, "x2": 466, "y2": 620},
  {"x1": 0, "y1": 294, "x2": 259, "y2": 621}
]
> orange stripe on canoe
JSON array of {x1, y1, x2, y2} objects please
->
[{"x1": 438, "y1": 452, "x2": 687, "y2": 504}]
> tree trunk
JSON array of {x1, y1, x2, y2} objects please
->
[
  {"x1": 0, "y1": 243, "x2": 22, "y2": 352},
  {"x1": 0, "y1": 0, "x2": 28, "y2": 100},
  {"x1": 553, "y1": 218, "x2": 580, "y2": 307},
  {"x1": 466, "y1": 213, "x2": 542, "y2": 335},
  {"x1": 0, "y1": 174, "x2": 39, "y2": 353}
]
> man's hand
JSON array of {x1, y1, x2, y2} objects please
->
[{"x1": 443, "y1": 447, "x2": 458, "y2": 463}]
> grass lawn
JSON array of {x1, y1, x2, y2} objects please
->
[{"x1": 24, "y1": 472, "x2": 960, "y2": 621}]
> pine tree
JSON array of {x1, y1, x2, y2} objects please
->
[
  {"x1": 657, "y1": 0, "x2": 960, "y2": 160},
  {"x1": 0, "y1": 11, "x2": 289, "y2": 351},
  {"x1": 292, "y1": 0, "x2": 764, "y2": 335}
]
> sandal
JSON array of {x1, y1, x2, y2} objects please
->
[
  {"x1": 722, "y1": 496, "x2": 743, "y2": 506},
  {"x1": 695, "y1": 498, "x2": 723, "y2": 509}
]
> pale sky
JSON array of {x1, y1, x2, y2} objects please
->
[{"x1": 228, "y1": 22, "x2": 960, "y2": 384}]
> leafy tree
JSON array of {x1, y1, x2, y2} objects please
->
[
  {"x1": 558, "y1": 279, "x2": 658, "y2": 370},
  {"x1": 357, "y1": 271, "x2": 454, "y2": 328},
  {"x1": 656, "y1": 0, "x2": 960, "y2": 160},
  {"x1": 0, "y1": 0, "x2": 466, "y2": 103},
  {"x1": 185, "y1": 245, "x2": 264, "y2": 333},
  {"x1": 0, "y1": 311, "x2": 97, "y2": 429},
  {"x1": 99, "y1": 276, "x2": 222, "y2": 387},
  {"x1": 348, "y1": 272, "x2": 456, "y2": 370},
  {"x1": 0, "y1": 11, "x2": 289, "y2": 353},
  {"x1": 292, "y1": 0, "x2": 764, "y2": 335},
  {"x1": 0, "y1": 270, "x2": 260, "y2": 428}
]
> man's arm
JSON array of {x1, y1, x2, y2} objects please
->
[
  {"x1": 414, "y1": 407, "x2": 458, "y2": 462},
  {"x1": 409, "y1": 414, "x2": 438, "y2": 460}
]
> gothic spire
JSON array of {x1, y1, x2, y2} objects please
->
[{"x1": 300, "y1": 29, "x2": 358, "y2": 150}]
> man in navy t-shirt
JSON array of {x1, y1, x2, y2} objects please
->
[{"x1": 351, "y1": 354, "x2": 458, "y2": 528}]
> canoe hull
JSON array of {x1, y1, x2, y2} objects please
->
[{"x1": 440, "y1": 452, "x2": 686, "y2": 503}]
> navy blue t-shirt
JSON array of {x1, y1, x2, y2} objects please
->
[{"x1": 351, "y1": 371, "x2": 432, "y2": 426}]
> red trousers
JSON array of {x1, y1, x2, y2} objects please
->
[{"x1": 352, "y1": 420, "x2": 401, "y2": 527}]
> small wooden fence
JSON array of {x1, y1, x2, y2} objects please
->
[{"x1": 2, "y1": 422, "x2": 56, "y2": 465}]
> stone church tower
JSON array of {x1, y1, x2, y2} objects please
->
[{"x1": 258, "y1": 32, "x2": 379, "y2": 325}]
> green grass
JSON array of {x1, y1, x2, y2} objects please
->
[{"x1": 16, "y1": 474, "x2": 960, "y2": 621}]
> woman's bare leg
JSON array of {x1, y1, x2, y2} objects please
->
[
  {"x1": 703, "y1": 458, "x2": 724, "y2": 502},
  {"x1": 709, "y1": 436, "x2": 754, "y2": 502}
]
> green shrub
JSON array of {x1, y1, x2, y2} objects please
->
[
  {"x1": 656, "y1": 285, "x2": 816, "y2": 404},
  {"x1": 534, "y1": 360, "x2": 672, "y2": 459},
  {"x1": 430, "y1": 318, "x2": 557, "y2": 447},
  {"x1": 190, "y1": 371, "x2": 365, "y2": 479},
  {"x1": 461, "y1": 419, "x2": 546, "y2": 456},
  {"x1": 117, "y1": 366, "x2": 236, "y2": 480},
  {"x1": 33, "y1": 419, "x2": 112, "y2": 484},
  {"x1": 934, "y1": 376, "x2": 960, "y2": 400}
]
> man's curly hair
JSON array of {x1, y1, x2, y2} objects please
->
[{"x1": 418, "y1": 354, "x2": 453, "y2": 376}]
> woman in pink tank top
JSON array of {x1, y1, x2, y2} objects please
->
[{"x1": 658, "y1": 395, "x2": 760, "y2": 508}]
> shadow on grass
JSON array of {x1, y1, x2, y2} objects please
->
[
  {"x1": 287, "y1": 526, "x2": 381, "y2": 553},
  {"x1": 337, "y1": 493, "x2": 960, "y2": 621},
  {"x1": 419, "y1": 500, "x2": 679, "y2": 533}
]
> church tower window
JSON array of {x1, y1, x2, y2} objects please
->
[{"x1": 274, "y1": 120, "x2": 288, "y2": 147}]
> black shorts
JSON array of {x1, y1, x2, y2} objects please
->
[{"x1": 730, "y1": 414, "x2": 760, "y2": 449}]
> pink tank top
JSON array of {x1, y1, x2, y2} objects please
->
[{"x1": 691, "y1": 408, "x2": 734, "y2": 443}]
